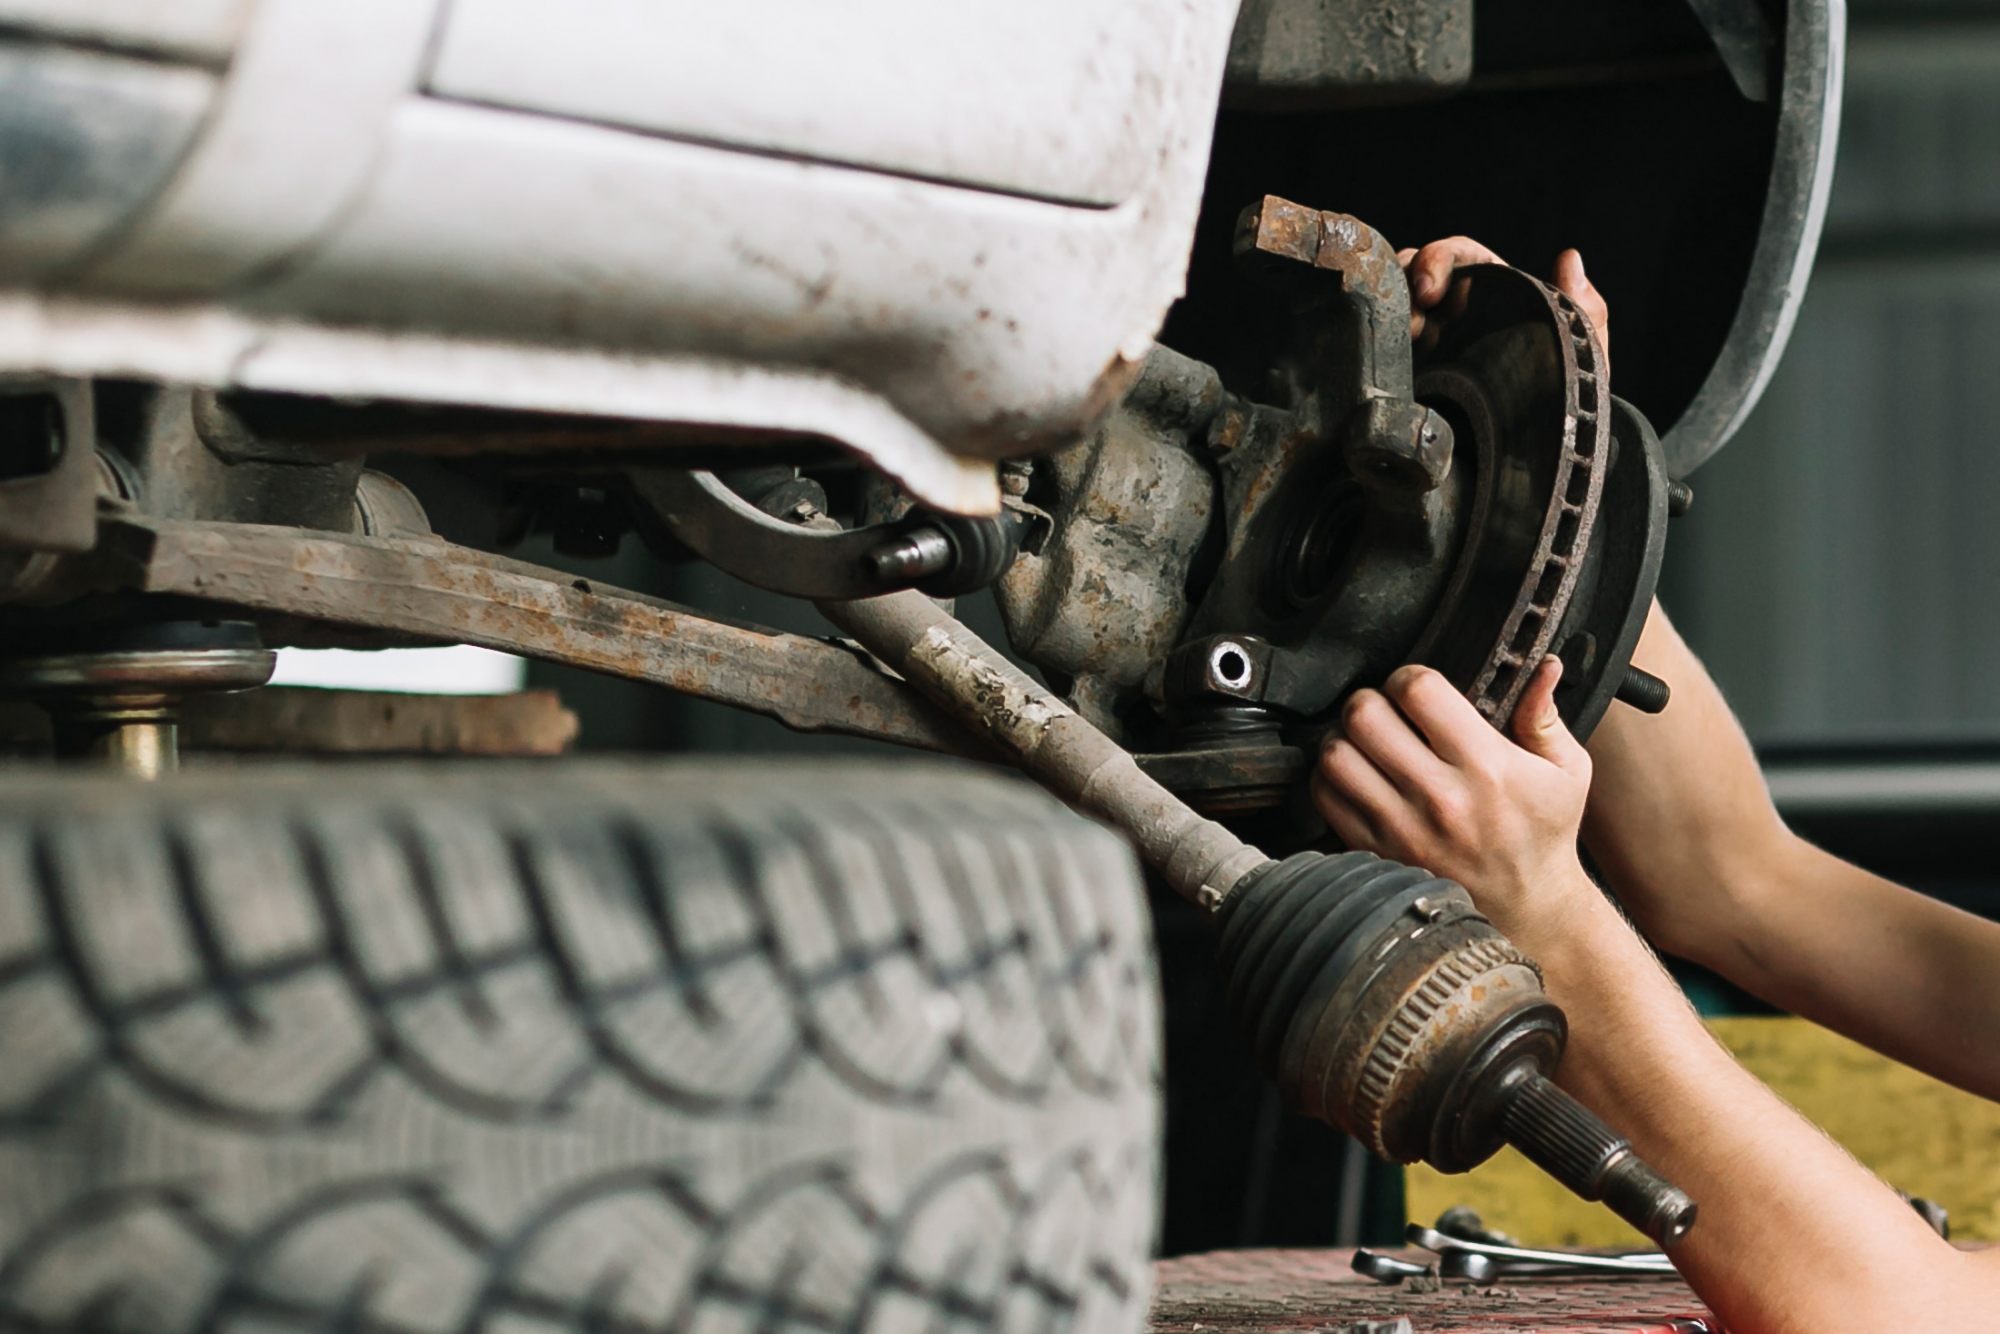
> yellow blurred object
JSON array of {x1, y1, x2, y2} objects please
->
[{"x1": 1406, "y1": 1015, "x2": 2000, "y2": 1246}]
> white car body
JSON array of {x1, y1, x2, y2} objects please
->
[{"x1": 0, "y1": 0, "x2": 1242, "y2": 512}]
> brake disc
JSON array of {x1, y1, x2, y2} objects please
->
[{"x1": 1408, "y1": 265, "x2": 1612, "y2": 725}]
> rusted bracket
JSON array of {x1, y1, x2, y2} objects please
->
[{"x1": 84, "y1": 516, "x2": 976, "y2": 756}]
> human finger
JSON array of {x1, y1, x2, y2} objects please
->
[
  {"x1": 1341, "y1": 688, "x2": 1455, "y2": 797},
  {"x1": 1510, "y1": 656, "x2": 1590, "y2": 776},
  {"x1": 1408, "y1": 237, "x2": 1506, "y2": 310},
  {"x1": 1311, "y1": 771, "x2": 1381, "y2": 851},
  {"x1": 1319, "y1": 736, "x2": 1406, "y2": 829},
  {"x1": 1552, "y1": 248, "x2": 1610, "y2": 364},
  {"x1": 1382, "y1": 664, "x2": 1504, "y2": 769}
]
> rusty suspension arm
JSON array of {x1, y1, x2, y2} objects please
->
[
  {"x1": 820, "y1": 589, "x2": 1271, "y2": 910},
  {"x1": 77, "y1": 516, "x2": 975, "y2": 756}
]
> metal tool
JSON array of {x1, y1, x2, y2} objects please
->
[
  {"x1": 1352, "y1": 1251, "x2": 1437, "y2": 1284},
  {"x1": 1354, "y1": 1249, "x2": 1497, "y2": 1285},
  {"x1": 1422, "y1": 1205, "x2": 1666, "y2": 1281},
  {"x1": 1436, "y1": 1250, "x2": 1665, "y2": 1283},
  {"x1": 1359, "y1": 1229, "x2": 1674, "y2": 1288},
  {"x1": 1432, "y1": 1204, "x2": 1520, "y2": 1248},
  {"x1": 1408, "y1": 1224, "x2": 1675, "y2": 1276}
]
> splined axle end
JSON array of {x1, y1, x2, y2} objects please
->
[{"x1": 1497, "y1": 1070, "x2": 1697, "y2": 1248}]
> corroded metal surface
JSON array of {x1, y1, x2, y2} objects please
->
[
  {"x1": 995, "y1": 345, "x2": 1219, "y2": 736},
  {"x1": 1236, "y1": 194, "x2": 1327, "y2": 268},
  {"x1": 1134, "y1": 739, "x2": 1305, "y2": 814},
  {"x1": 1462, "y1": 274, "x2": 1610, "y2": 725},
  {"x1": 180, "y1": 686, "x2": 580, "y2": 756},
  {"x1": 85, "y1": 516, "x2": 973, "y2": 755},
  {"x1": 1150, "y1": 1248, "x2": 1716, "y2": 1333},
  {"x1": 1224, "y1": 0, "x2": 1474, "y2": 109},
  {"x1": 1178, "y1": 200, "x2": 1462, "y2": 731},
  {"x1": 0, "y1": 687, "x2": 581, "y2": 758},
  {"x1": 1402, "y1": 264, "x2": 1620, "y2": 733},
  {"x1": 820, "y1": 588, "x2": 1267, "y2": 911},
  {"x1": 623, "y1": 467, "x2": 908, "y2": 600}
]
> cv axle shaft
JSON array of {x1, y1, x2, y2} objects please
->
[{"x1": 822, "y1": 588, "x2": 1695, "y2": 1247}]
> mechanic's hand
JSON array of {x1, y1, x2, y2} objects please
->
[
  {"x1": 1399, "y1": 238, "x2": 1609, "y2": 365},
  {"x1": 1312, "y1": 657, "x2": 1595, "y2": 941}
]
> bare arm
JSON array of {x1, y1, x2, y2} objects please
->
[
  {"x1": 1532, "y1": 865, "x2": 1999, "y2": 1334},
  {"x1": 1315, "y1": 662, "x2": 2000, "y2": 1331},
  {"x1": 1586, "y1": 603, "x2": 2000, "y2": 1102}
]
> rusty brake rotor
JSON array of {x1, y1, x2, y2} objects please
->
[{"x1": 1408, "y1": 264, "x2": 1612, "y2": 726}]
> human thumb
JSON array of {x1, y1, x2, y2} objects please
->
[
  {"x1": 1553, "y1": 248, "x2": 1586, "y2": 295},
  {"x1": 1512, "y1": 657, "x2": 1586, "y2": 770}
]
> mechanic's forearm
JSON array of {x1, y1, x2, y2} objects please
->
[
  {"x1": 1581, "y1": 601, "x2": 1793, "y2": 961},
  {"x1": 1583, "y1": 610, "x2": 2000, "y2": 1098},
  {"x1": 1713, "y1": 837, "x2": 2000, "y2": 1102},
  {"x1": 1529, "y1": 886, "x2": 1997, "y2": 1333}
]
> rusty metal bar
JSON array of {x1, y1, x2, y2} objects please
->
[
  {"x1": 820, "y1": 588, "x2": 1269, "y2": 909},
  {"x1": 179, "y1": 687, "x2": 582, "y2": 756},
  {"x1": 91, "y1": 517, "x2": 975, "y2": 755}
]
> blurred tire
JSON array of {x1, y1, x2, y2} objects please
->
[{"x1": 0, "y1": 759, "x2": 1160, "y2": 1332}]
